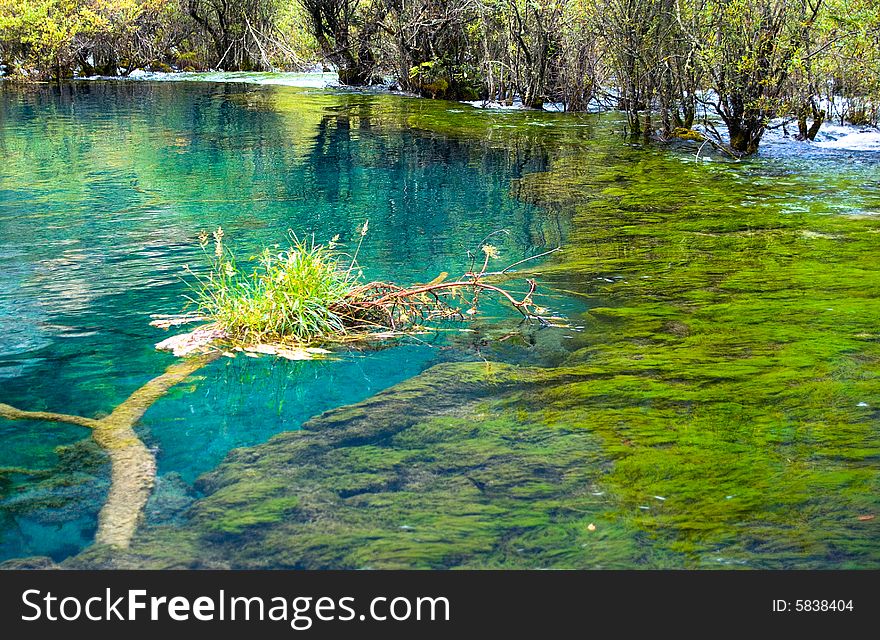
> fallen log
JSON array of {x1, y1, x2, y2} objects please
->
[{"x1": 0, "y1": 352, "x2": 219, "y2": 548}]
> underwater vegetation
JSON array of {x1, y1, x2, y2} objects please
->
[
  {"x1": 67, "y1": 362, "x2": 639, "y2": 569},
  {"x1": 1, "y1": 82, "x2": 879, "y2": 569},
  {"x1": 510, "y1": 150, "x2": 880, "y2": 567}
]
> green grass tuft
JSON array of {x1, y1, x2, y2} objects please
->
[{"x1": 188, "y1": 228, "x2": 361, "y2": 345}]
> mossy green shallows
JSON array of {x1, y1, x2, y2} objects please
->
[
  {"x1": 511, "y1": 147, "x2": 880, "y2": 568},
  {"x1": 47, "y1": 92, "x2": 880, "y2": 570}
]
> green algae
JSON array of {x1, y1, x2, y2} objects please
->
[
  {"x1": 51, "y1": 91, "x2": 880, "y2": 570},
  {"x1": 67, "y1": 363, "x2": 653, "y2": 569},
  {"x1": 512, "y1": 149, "x2": 880, "y2": 568},
  {"x1": 198, "y1": 487, "x2": 300, "y2": 535}
]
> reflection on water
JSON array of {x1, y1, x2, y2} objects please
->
[
  {"x1": 1, "y1": 80, "x2": 878, "y2": 568},
  {"x1": 0, "y1": 82, "x2": 565, "y2": 561}
]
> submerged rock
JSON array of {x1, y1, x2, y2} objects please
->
[
  {"x1": 0, "y1": 439, "x2": 109, "y2": 527},
  {"x1": 67, "y1": 361, "x2": 631, "y2": 569},
  {"x1": 144, "y1": 472, "x2": 196, "y2": 526},
  {"x1": 0, "y1": 556, "x2": 59, "y2": 570}
]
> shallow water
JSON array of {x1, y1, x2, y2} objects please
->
[
  {"x1": 1, "y1": 79, "x2": 878, "y2": 568},
  {"x1": 0, "y1": 81, "x2": 569, "y2": 561}
]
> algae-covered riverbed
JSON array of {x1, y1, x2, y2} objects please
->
[{"x1": 1, "y1": 80, "x2": 878, "y2": 569}]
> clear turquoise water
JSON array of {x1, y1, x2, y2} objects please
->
[
  {"x1": 0, "y1": 82, "x2": 568, "y2": 561},
  {"x1": 1, "y1": 80, "x2": 878, "y2": 568}
]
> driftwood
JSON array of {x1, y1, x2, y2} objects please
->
[
  {"x1": 340, "y1": 241, "x2": 551, "y2": 329},
  {"x1": 0, "y1": 352, "x2": 219, "y2": 549},
  {"x1": 156, "y1": 241, "x2": 559, "y2": 356}
]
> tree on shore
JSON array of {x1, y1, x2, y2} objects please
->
[
  {"x1": 2, "y1": 0, "x2": 878, "y2": 154},
  {"x1": 186, "y1": 0, "x2": 284, "y2": 70},
  {"x1": 694, "y1": 0, "x2": 825, "y2": 155},
  {"x1": 296, "y1": 0, "x2": 384, "y2": 84}
]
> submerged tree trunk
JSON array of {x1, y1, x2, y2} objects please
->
[{"x1": 0, "y1": 353, "x2": 218, "y2": 548}]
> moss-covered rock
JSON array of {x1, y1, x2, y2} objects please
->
[
  {"x1": 68, "y1": 362, "x2": 650, "y2": 569},
  {"x1": 0, "y1": 555, "x2": 59, "y2": 569}
]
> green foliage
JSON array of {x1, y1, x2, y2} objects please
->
[
  {"x1": 295, "y1": 0, "x2": 385, "y2": 85},
  {"x1": 275, "y1": 1, "x2": 320, "y2": 66},
  {"x1": 0, "y1": 0, "x2": 297, "y2": 78},
  {"x1": 695, "y1": 0, "x2": 827, "y2": 152},
  {"x1": 813, "y1": 0, "x2": 880, "y2": 125},
  {"x1": 0, "y1": 0, "x2": 84, "y2": 78},
  {"x1": 189, "y1": 228, "x2": 362, "y2": 345},
  {"x1": 1, "y1": 0, "x2": 878, "y2": 148},
  {"x1": 408, "y1": 60, "x2": 451, "y2": 98},
  {"x1": 0, "y1": 0, "x2": 197, "y2": 79},
  {"x1": 385, "y1": 0, "x2": 480, "y2": 98}
]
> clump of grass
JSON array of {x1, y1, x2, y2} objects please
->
[
  {"x1": 174, "y1": 224, "x2": 556, "y2": 353},
  {"x1": 187, "y1": 226, "x2": 363, "y2": 345}
]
